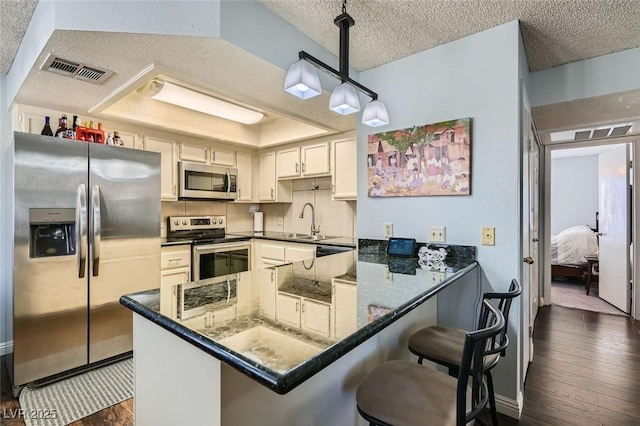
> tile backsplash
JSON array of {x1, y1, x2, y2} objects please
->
[{"x1": 161, "y1": 177, "x2": 356, "y2": 238}]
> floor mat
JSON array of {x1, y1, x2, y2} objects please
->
[
  {"x1": 18, "y1": 357, "x2": 132, "y2": 426},
  {"x1": 551, "y1": 280, "x2": 626, "y2": 316}
]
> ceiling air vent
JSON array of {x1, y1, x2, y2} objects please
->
[{"x1": 40, "y1": 53, "x2": 113, "y2": 85}]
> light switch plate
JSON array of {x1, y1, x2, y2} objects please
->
[
  {"x1": 482, "y1": 227, "x2": 495, "y2": 245},
  {"x1": 429, "y1": 226, "x2": 446, "y2": 243}
]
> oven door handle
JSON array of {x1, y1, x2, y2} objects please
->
[{"x1": 226, "y1": 278, "x2": 231, "y2": 304}]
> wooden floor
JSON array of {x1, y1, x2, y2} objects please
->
[{"x1": 1, "y1": 305, "x2": 639, "y2": 425}]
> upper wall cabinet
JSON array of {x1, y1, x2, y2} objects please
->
[
  {"x1": 302, "y1": 142, "x2": 331, "y2": 177},
  {"x1": 332, "y1": 138, "x2": 356, "y2": 200},
  {"x1": 277, "y1": 147, "x2": 300, "y2": 179},
  {"x1": 259, "y1": 152, "x2": 292, "y2": 203},
  {"x1": 235, "y1": 151, "x2": 254, "y2": 202},
  {"x1": 277, "y1": 142, "x2": 331, "y2": 180},
  {"x1": 143, "y1": 136, "x2": 178, "y2": 201},
  {"x1": 210, "y1": 148, "x2": 234, "y2": 167},
  {"x1": 179, "y1": 143, "x2": 235, "y2": 167}
]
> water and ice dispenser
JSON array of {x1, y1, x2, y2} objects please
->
[{"x1": 29, "y1": 208, "x2": 76, "y2": 258}]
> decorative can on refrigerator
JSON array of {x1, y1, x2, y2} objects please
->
[{"x1": 9, "y1": 132, "x2": 161, "y2": 393}]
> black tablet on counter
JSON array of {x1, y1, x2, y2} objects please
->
[{"x1": 386, "y1": 237, "x2": 416, "y2": 257}]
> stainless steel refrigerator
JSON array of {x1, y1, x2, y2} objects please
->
[{"x1": 10, "y1": 132, "x2": 160, "y2": 390}]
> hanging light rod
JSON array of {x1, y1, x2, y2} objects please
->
[
  {"x1": 283, "y1": 0, "x2": 389, "y2": 127},
  {"x1": 296, "y1": 51, "x2": 379, "y2": 101}
]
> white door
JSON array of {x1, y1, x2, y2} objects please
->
[
  {"x1": 598, "y1": 144, "x2": 630, "y2": 313},
  {"x1": 521, "y1": 88, "x2": 539, "y2": 368}
]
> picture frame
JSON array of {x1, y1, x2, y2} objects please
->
[{"x1": 367, "y1": 117, "x2": 472, "y2": 197}]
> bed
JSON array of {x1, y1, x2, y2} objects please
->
[{"x1": 551, "y1": 215, "x2": 599, "y2": 281}]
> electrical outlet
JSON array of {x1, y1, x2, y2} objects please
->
[
  {"x1": 482, "y1": 227, "x2": 495, "y2": 245},
  {"x1": 383, "y1": 222, "x2": 393, "y2": 238},
  {"x1": 276, "y1": 216, "x2": 284, "y2": 226},
  {"x1": 429, "y1": 226, "x2": 446, "y2": 243},
  {"x1": 385, "y1": 266, "x2": 393, "y2": 283},
  {"x1": 429, "y1": 271, "x2": 446, "y2": 285}
]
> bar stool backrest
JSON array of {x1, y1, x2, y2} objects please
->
[
  {"x1": 477, "y1": 279, "x2": 522, "y2": 358},
  {"x1": 458, "y1": 299, "x2": 505, "y2": 425}
]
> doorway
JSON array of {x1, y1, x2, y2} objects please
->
[{"x1": 544, "y1": 139, "x2": 635, "y2": 317}]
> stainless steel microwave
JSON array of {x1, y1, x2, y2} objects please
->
[{"x1": 179, "y1": 161, "x2": 237, "y2": 200}]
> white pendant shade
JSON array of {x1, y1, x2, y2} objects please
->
[
  {"x1": 138, "y1": 79, "x2": 264, "y2": 125},
  {"x1": 329, "y1": 83, "x2": 360, "y2": 115},
  {"x1": 284, "y1": 59, "x2": 322, "y2": 99},
  {"x1": 362, "y1": 100, "x2": 390, "y2": 127}
]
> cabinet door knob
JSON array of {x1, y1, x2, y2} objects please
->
[
  {"x1": 302, "y1": 162, "x2": 306, "y2": 173},
  {"x1": 271, "y1": 188, "x2": 274, "y2": 198},
  {"x1": 296, "y1": 163, "x2": 299, "y2": 173},
  {"x1": 523, "y1": 256, "x2": 535, "y2": 264}
]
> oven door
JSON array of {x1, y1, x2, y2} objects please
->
[{"x1": 192, "y1": 242, "x2": 251, "y2": 281}]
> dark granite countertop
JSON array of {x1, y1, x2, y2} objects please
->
[{"x1": 121, "y1": 242, "x2": 477, "y2": 394}]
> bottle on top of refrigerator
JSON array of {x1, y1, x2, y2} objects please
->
[
  {"x1": 40, "y1": 116, "x2": 53, "y2": 136},
  {"x1": 55, "y1": 115, "x2": 68, "y2": 138}
]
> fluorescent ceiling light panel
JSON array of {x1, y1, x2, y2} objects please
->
[
  {"x1": 284, "y1": 59, "x2": 322, "y2": 99},
  {"x1": 139, "y1": 79, "x2": 264, "y2": 125},
  {"x1": 329, "y1": 83, "x2": 360, "y2": 115},
  {"x1": 362, "y1": 100, "x2": 389, "y2": 127}
]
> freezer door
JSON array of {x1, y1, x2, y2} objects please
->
[
  {"x1": 13, "y1": 133, "x2": 89, "y2": 386},
  {"x1": 88, "y1": 144, "x2": 161, "y2": 363}
]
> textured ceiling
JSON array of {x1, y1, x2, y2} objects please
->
[
  {"x1": 260, "y1": 0, "x2": 640, "y2": 72},
  {"x1": 0, "y1": 0, "x2": 38, "y2": 73}
]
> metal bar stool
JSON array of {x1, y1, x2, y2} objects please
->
[
  {"x1": 407, "y1": 279, "x2": 522, "y2": 425},
  {"x1": 356, "y1": 299, "x2": 505, "y2": 426}
]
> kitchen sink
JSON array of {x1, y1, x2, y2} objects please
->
[
  {"x1": 293, "y1": 234, "x2": 337, "y2": 241},
  {"x1": 282, "y1": 232, "x2": 309, "y2": 239}
]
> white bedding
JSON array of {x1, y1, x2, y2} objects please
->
[{"x1": 551, "y1": 225, "x2": 598, "y2": 265}]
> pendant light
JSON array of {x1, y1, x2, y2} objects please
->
[{"x1": 283, "y1": 0, "x2": 389, "y2": 127}]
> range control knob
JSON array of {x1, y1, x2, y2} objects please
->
[
  {"x1": 173, "y1": 220, "x2": 179, "y2": 225},
  {"x1": 218, "y1": 218, "x2": 224, "y2": 225},
  {"x1": 212, "y1": 218, "x2": 217, "y2": 224},
  {"x1": 182, "y1": 220, "x2": 187, "y2": 225}
]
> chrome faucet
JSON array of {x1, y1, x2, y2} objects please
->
[{"x1": 299, "y1": 202, "x2": 320, "y2": 236}]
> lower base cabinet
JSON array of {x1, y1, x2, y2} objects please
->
[{"x1": 276, "y1": 292, "x2": 331, "y2": 337}]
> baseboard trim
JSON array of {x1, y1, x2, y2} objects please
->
[
  {"x1": 0, "y1": 340, "x2": 14, "y2": 356},
  {"x1": 495, "y1": 393, "x2": 522, "y2": 419}
]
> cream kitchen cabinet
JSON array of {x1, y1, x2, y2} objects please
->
[
  {"x1": 179, "y1": 143, "x2": 235, "y2": 167},
  {"x1": 143, "y1": 136, "x2": 178, "y2": 201},
  {"x1": 331, "y1": 138, "x2": 356, "y2": 200},
  {"x1": 105, "y1": 129, "x2": 139, "y2": 150},
  {"x1": 332, "y1": 278, "x2": 357, "y2": 339},
  {"x1": 160, "y1": 245, "x2": 191, "y2": 319},
  {"x1": 277, "y1": 147, "x2": 301, "y2": 179},
  {"x1": 209, "y1": 147, "x2": 235, "y2": 167},
  {"x1": 253, "y1": 240, "x2": 315, "y2": 269},
  {"x1": 301, "y1": 142, "x2": 331, "y2": 177},
  {"x1": 178, "y1": 143, "x2": 208, "y2": 164},
  {"x1": 259, "y1": 152, "x2": 292, "y2": 202},
  {"x1": 235, "y1": 151, "x2": 254, "y2": 202},
  {"x1": 259, "y1": 268, "x2": 277, "y2": 320},
  {"x1": 276, "y1": 292, "x2": 331, "y2": 337},
  {"x1": 277, "y1": 142, "x2": 331, "y2": 179}
]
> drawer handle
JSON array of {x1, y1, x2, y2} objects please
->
[{"x1": 168, "y1": 258, "x2": 182, "y2": 263}]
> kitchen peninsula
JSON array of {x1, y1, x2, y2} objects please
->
[{"x1": 121, "y1": 242, "x2": 479, "y2": 426}]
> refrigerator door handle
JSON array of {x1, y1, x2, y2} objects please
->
[
  {"x1": 91, "y1": 185, "x2": 101, "y2": 276},
  {"x1": 76, "y1": 184, "x2": 88, "y2": 278}
]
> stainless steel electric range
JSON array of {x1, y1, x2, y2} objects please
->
[{"x1": 167, "y1": 215, "x2": 251, "y2": 280}]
